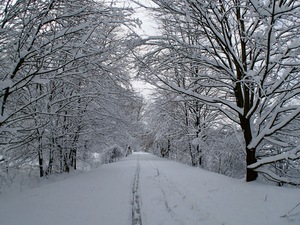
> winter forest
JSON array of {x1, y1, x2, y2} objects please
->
[{"x1": 1, "y1": 0, "x2": 300, "y2": 193}]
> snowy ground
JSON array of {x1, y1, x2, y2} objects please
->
[{"x1": 0, "y1": 152, "x2": 299, "y2": 225}]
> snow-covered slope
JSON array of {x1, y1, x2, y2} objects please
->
[{"x1": 0, "y1": 152, "x2": 299, "y2": 225}]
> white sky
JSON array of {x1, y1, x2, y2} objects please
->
[
  {"x1": 129, "y1": 0, "x2": 158, "y2": 99},
  {"x1": 115, "y1": 0, "x2": 158, "y2": 36},
  {"x1": 131, "y1": 0, "x2": 159, "y2": 36},
  {"x1": 131, "y1": 80, "x2": 155, "y2": 99},
  {"x1": 114, "y1": 1, "x2": 158, "y2": 99}
]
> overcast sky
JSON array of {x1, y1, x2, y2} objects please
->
[
  {"x1": 130, "y1": 0, "x2": 159, "y2": 36},
  {"x1": 129, "y1": 0, "x2": 158, "y2": 99}
]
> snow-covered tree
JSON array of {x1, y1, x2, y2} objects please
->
[
  {"x1": 143, "y1": 91, "x2": 190, "y2": 161},
  {"x1": 137, "y1": 0, "x2": 300, "y2": 183},
  {"x1": 0, "y1": 0, "x2": 142, "y2": 180}
]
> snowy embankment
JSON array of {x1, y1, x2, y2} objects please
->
[{"x1": 0, "y1": 152, "x2": 299, "y2": 225}]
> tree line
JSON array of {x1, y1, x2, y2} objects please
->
[
  {"x1": 0, "y1": 0, "x2": 143, "y2": 187},
  {"x1": 1, "y1": 0, "x2": 299, "y2": 187},
  {"x1": 137, "y1": 0, "x2": 300, "y2": 185}
]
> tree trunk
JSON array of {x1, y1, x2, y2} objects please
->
[
  {"x1": 198, "y1": 151, "x2": 202, "y2": 167},
  {"x1": 246, "y1": 147, "x2": 257, "y2": 182},
  {"x1": 69, "y1": 149, "x2": 77, "y2": 170},
  {"x1": 64, "y1": 152, "x2": 70, "y2": 172},
  {"x1": 239, "y1": 115, "x2": 258, "y2": 182},
  {"x1": 69, "y1": 134, "x2": 78, "y2": 170},
  {"x1": 46, "y1": 150, "x2": 53, "y2": 175},
  {"x1": 167, "y1": 139, "x2": 170, "y2": 157},
  {"x1": 38, "y1": 147, "x2": 44, "y2": 177},
  {"x1": 59, "y1": 146, "x2": 63, "y2": 173},
  {"x1": 36, "y1": 135, "x2": 44, "y2": 177},
  {"x1": 73, "y1": 149, "x2": 77, "y2": 170},
  {"x1": 46, "y1": 137, "x2": 55, "y2": 175}
]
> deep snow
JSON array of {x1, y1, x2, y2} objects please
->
[{"x1": 0, "y1": 152, "x2": 299, "y2": 225}]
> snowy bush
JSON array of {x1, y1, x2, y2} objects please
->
[
  {"x1": 102, "y1": 145, "x2": 124, "y2": 164},
  {"x1": 144, "y1": 122, "x2": 246, "y2": 179},
  {"x1": 203, "y1": 127, "x2": 246, "y2": 178}
]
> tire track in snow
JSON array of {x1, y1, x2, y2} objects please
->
[
  {"x1": 148, "y1": 161, "x2": 208, "y2": 224},
  {"x1": 131, "y1": 157, "x2": 142, "y2": 225},
  {"x1": 156, "y1": 168, "x2": 185, "y2": 225}
]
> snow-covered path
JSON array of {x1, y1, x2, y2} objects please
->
[{"x1": 1, "y1": 152, "x2": 300, "y2": 225}]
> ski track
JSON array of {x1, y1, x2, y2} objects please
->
[
  {"x1": 1, "y1": 153, "x2": 299, "y2": 225},
  {"x1": 132, "y1": 155, "x2": 143, "y2": 225}
]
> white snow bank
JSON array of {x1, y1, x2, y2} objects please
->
[
  {"x1": 0, "y1": 153, "x2": 299, "y2": 225},
  {"x1": 138, "y1": 154, "x2": 300, "y2": 225},
  {"x1": 0, "y1": 158, "x2": 137, "y2": 225}
]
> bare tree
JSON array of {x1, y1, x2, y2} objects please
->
[
  {"x1": 137, "y1": 0, "x2": 300, "y2": 183},
  {"x1": 0, "y1": 0, "x2": 142, "y2": 180}
]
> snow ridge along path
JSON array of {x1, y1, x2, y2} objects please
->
[{"x1": 0, "y1": 152, "x2": 300, "y2": 225}]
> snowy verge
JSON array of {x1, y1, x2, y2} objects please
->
[{"x1": 0, "y1": 153, "x2": 299, "y2": 225}]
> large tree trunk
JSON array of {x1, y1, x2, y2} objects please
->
[
  {"x1": 246, "y1": 147, "x2": 257, "y2": 182},
  {"x1": 240, "y1": 116, "x2": 258, "y2": 181}
]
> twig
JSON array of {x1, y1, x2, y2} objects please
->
[{"x1": 281, "y1": 201, "x2": 300, "y2": 218}]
